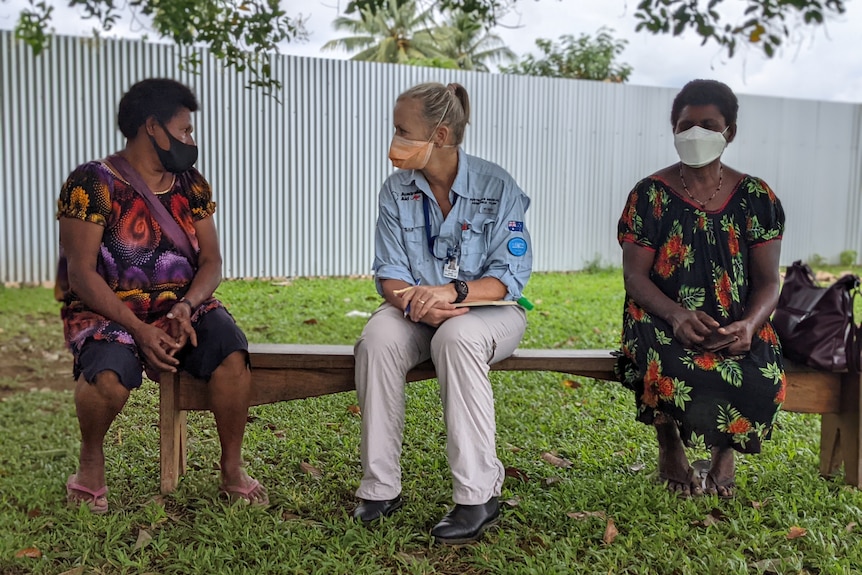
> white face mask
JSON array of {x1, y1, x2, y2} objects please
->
[{"x1": 674, "y1": 125, "x2": 729, "y2": 168}]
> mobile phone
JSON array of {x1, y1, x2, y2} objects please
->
[{"x1": 699, "y1": 330, "x2": 738, "y2": 352}]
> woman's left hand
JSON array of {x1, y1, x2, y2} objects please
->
[
  {"x1": 715, "y1": 320, "x2": 755, "y2": 355},
  {"x1": 165, "y1": 301, "x2": 198, "y2": 353},
  {"x1": 399, "y1": 284, "x2": 457, "y2": 323}
]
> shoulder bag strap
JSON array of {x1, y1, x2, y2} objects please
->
[{"x1": 103, "y1": 154, "x2": 197, "y2": 263}]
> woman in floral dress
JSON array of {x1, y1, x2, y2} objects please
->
[{"x1": 616, "y1": 80, "x2": 786, "y2": 498}]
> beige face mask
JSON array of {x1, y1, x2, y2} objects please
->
[
  {"x1": 388, "y1": 135, "x2": 435, "y2": 170},
  {"x1": 388, "y1": 97, "x2": 453, "y2": 170}
]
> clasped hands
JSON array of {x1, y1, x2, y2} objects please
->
[
  {"x1": 670, "y1": 309, "x2": 753, "y2": 355},
  {"x1": 395, "y1": 284, "x2": 469, "y2": 327},
  {"x1": 133, "y1": 301, "x2": 199, "y2": 373}
]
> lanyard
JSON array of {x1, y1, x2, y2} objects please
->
[{"x1": 422, "y1": 193, "x2": 457, "y2": 260}]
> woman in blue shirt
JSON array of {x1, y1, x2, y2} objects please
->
[{"x1": 353, "y1": 82, "x2": 532, "y2": 545}]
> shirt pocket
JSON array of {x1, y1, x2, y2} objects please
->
[
  {"x1": 459, "y1": 217, "x2": 494, "y2": 276},
  {"x1": 401, "y1": 216, "x2": 429, "y2": 266}
]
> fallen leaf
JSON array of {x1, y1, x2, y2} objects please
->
[
  {"x1": 282, "y1": 511, "x2": 301, "y2": 520},
  {"x1": 544, "y1": 476, "x2": 562, "y2": 486},
  {"x1": 701, "y1": 508, "x2": 727, "y2": 527},
  {"x1": 541, "y1": 452, "x2": 573, "y2": 468},
  {"x1": 300, "y1": 461, "x2": 322, "y2": 478},
  {"x1": 265, "y1": 422, "x2": 277, "y2": 431},
  {"x1": 786, "y1": 526, "x2": 807, "y2": 540},
  {"x1": 303, "y1": 318, "x2": 318, "y2": 325},
  {"x1": 15, "y1": 547, "x2": 41, "y2": 559},
  {"x1": 505, "y1": 444, "x2": 523, "y2": 453},
  {"x1": 846, "y1": 522, "x2": 857, "y2": 533},
  {"x1": 750, "y1": 500, "x2": 766, "y2": 509},
  {"x1": 751, "y1": 559, "x2": 782, "y2": 572},
  {"x1": 628, "y1": 462, "x2": 645, "y2": 472},
  {"x1": 561, "y1": 379, "x2": 581, "y2": 389},
  {"x1": 503, "y1": 497, "x2": 520, "y2": 507},
  {"x1": 347, "y1": 404, "x2": 361, "y2": 416},
  {"x1": 58, "y1": 568, "x2": 85, "y2": 575},
  {"x1": 27, "y1": 508, "x2": 42, "y2": 518},
  {"x1": 602, "y1": 519, "x2": 619, "y2": 544},
  {"x1": 505, "y1": 467, "x2": 529, "y2": 482},
  {"x1": 274, "y1": 430, "x2": 286, "y2": 439},
  {"x1": 134, "y1": 529, "x2": 152, "y2": 551},
  {"x1": 567, "y1": 510, "x2": 605, "y2": 520}
]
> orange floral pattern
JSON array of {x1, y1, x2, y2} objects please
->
[{"x1": 654, "y1": 235, "x2": 689, "y2": 279}]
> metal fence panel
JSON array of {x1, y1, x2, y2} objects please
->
[{"x1": 2, "y1": 31, "x2": 860, "y2": 284}]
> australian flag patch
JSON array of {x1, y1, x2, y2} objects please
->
[{"x1": 507, "y1": 220, "x2": 523, "y2": 232}]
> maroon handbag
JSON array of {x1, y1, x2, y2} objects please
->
[{"x1": 772, "y1": 261, "x2": 861, "y2": 372}]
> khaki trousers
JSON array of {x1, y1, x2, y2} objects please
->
[{"x1": 354, "y1": 302, "x2": 527, "y2": 505}]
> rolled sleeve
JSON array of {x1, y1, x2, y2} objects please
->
[
  {"x1": 372, "y1": 182, "x2": 416, "y2": 295},
  {"x1": 481, "y1": 184, "x2": 532, "y2": 300}
]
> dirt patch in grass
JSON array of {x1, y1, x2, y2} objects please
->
[{"x1": 0, "y1": 320, "x2": 74, "y2": 398}]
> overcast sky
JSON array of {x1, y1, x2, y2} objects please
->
[{"x1": 2, "y1": 0, "x2": 860, "y2": 103}]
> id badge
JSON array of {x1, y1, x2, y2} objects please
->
[{"x1": 443, "y1": 246, "x2": 460, "y2": 279}]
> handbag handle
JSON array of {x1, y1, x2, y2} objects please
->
[{"x1": 103, "y1": 154, "x2": 197, "y2": 264}]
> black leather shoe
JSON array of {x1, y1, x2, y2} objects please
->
[
  {"x1": 353, "y1": 495, "x2": 403, "y2": 523},
  {"x1": 430, "y1": 498, "x2": 500, "y2": 545}
]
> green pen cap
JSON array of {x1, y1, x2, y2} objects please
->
[{"x1": 517, "y1": 296, "x2": 534, "y2": 311}]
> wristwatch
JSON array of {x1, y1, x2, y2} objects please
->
[{"x1": 451, "y1": 279, "x2": 468, "y2": 304}]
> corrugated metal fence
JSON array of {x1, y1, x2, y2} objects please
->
[{"x1": 2, "y1": 31, "x2": 861, "y2": 283}]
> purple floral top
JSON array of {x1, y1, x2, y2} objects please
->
[{"x1": 56, "y1": 160, "x2": 220, "y2": 354}]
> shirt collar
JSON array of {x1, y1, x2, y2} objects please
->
[{"x1": 404, "y1": 148, "x2": 479, "y2": 200}]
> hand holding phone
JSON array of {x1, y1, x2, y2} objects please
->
[{"x1": 699, "y1": 329, "x2": 739, "y2": 352}]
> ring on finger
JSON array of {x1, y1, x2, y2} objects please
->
[{"x1": 419, "y1": 299, "x2": 426, "y2": 304}]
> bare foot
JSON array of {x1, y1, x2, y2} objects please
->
[
  {"x1": 655, "y1": 413, "x2": 702, "y2": 497},
  {"x1": 702, "y1": 447, "x2": 735, "y2": 499},
  {"x1": 219, "y1": 469, "x2": 269, "y2": 506}
]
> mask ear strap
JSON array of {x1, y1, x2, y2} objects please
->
[{"x1": 428, "y1": 97, "x2": 453, "y2": 143}]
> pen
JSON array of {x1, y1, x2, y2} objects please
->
[{"x1": 403, "y1": 279, "x2": 421, "y2": 318}]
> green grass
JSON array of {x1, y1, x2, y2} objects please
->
[{"x1": 1, "y1": 269, "x2": 862, "y2": 574}]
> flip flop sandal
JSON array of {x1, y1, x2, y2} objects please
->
[
  {"x1": 66, "y1": 474, "x2": 109, "y2": 514},
  {"x1": 219, "y1": 478, "x2": 269, "y2": 507}
]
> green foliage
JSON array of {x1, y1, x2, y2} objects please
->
[
  {"x1": 323, "y1": 0, "x2": 514, "y2": 70},
  {"x1": 322, "y1": 0, "x2": 441, "y2": 64},
  {"x1": 348, "y1": 0, "x2": 515, "y2": 27},
  {"x1": 634, "y1": 0, "x2": 848, "y2": 58},
  {"x1": 499, "y1": 28, "x2": 632, "y2": 82},
  {"x1": 809, "y1": 253, "x2": 826, "y2": 267},
  {"x1": 840, "y1": 250, "x2": 858, "y2": 267},
  {"x1": 406, "y1": 56, "x2": 461, "y2": 68},
  {"x1": 13, "y1": 0, "x2": 306, "y2": 93},
  {"x1": 3, "y1": 271, "x2": 862, "y2": 573}
]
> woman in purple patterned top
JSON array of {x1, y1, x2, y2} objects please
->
[{"x1": 57, "y1": 78, "x2": 267, "y2": 512}]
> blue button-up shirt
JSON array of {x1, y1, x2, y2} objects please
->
[{"x1": 373, "y1": 149, "x2": 532, "y2": 300}]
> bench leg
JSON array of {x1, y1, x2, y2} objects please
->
[
  {"x1": 819, "y1": 373, "x2": 861, "y2": 488},
  {"x1": 160, "y1": 373, "x2": 188, "y2": 494}
]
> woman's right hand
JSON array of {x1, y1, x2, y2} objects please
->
[
  {"x1": 132, "y1": 323, "x2": 182, "y2": 373},
  {"x1": 669, "y1": 308, "x2": 720, "y2": 348}
]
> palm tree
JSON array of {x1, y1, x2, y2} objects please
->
[
  {"x1": 433, "y1": 10, "x2": 515, "y2": 72},
  {"x1": 322, "y1": 0, "x2": 442, "y2": 64}
]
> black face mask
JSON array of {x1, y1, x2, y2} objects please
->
[{"x1": 149, "y1": 123, "x2": 198, "y2": 173}]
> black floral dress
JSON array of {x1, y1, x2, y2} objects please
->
[{"x1": 616, "y1": 174, "x2": 786, "y2": 453}]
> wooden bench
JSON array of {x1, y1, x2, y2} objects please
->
[{"x1": 159, "y1": 344, "x2": 862, "y2": 494}]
